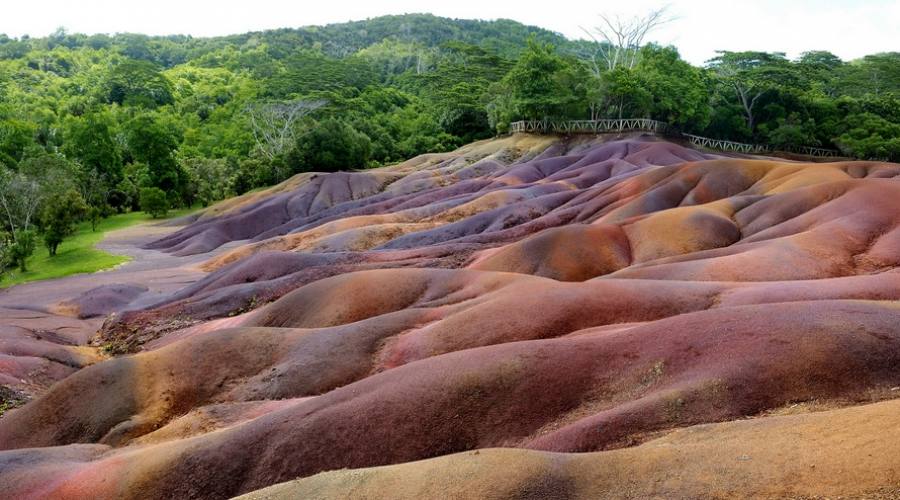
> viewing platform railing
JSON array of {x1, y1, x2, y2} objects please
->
[{"x1": 509, "y1": 119, "x2": 843, "y2": 159}]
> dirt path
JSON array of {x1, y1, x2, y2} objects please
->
[{"x1": 0, "y1": 220, "x2": 231, "y2": 404}]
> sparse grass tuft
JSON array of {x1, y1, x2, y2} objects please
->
[{"x1": 0, "y1": 386, "x2": 28, "y2": 417}]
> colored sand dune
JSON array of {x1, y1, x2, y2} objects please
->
[{"x1": 1, "y1": 133, "x2": 900, "y2": 498}]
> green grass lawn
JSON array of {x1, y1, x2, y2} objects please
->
[{"x1": 1, "y1": 209, "x2": 195, "y2": 288}]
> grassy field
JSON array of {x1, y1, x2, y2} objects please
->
[{"x1": 1, "y1": 209, "x2": 194, "y2": 288}]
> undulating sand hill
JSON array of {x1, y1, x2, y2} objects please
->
[{"x1": 2, "y1": 133, "x2": 900, "y2": 499}]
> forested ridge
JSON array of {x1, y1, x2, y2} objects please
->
[{"x1": 0, "y1": 13, "x2": 898, "y2": 277}]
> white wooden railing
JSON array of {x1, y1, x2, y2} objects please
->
[{"x1": 508, "y1": 119, "x2": 843, "y2": 158}]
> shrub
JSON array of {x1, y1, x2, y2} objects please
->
[
  {"x1": 41, "y1": 189, "x2": 89, "y2": 256},
  {"x1": 139, "y1": 187, "x2": 169, "y2": 218},
  {"x1": 8, "y1": 230, "x2": 36, "y2": 272},
  {"x1": 289, "y1": 118, "x2": 372, "y2": 172}
]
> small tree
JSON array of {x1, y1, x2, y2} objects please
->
[
  {"x1": 8, "y1": 229, "x2": 35, "y2": 272},
  {"x1": 88, "y1": 206, "x2": 103, "y2": 232},
  {"x1": 0, "y1": 232, "x2": 11, "y2": 280},
  {"x1": 181, "y1": 157, "x2": 230, "y2": 207},
  {"x1": 599, "y1": 67, "x2": 653, "y2": 120},
  {"x1": 41, "y1": 189, "x2": 88, "y2": 256},
  {"x1": 107, "y1": 189, "x2": 128, "y2": 213},
  {"x1": 139, "y1": 187, "x2": 168, "y2": 218}
]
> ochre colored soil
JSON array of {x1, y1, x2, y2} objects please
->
[{"x1": 2, "y1": 134, "x2": 900, "y2": 499}]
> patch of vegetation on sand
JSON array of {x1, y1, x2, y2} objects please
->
[
  {"x1": 0, "y1": 386, "x2": 28, "y2": 417},
  {"x1": 1, "y1": 209, "x2": 194, "y2": 287}
]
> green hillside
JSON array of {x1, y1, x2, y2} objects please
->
[{"x1": 1, "y1": 14, "x2": 899, "y2": 280}]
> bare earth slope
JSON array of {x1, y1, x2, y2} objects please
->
[{"x1": 1, "y1": 133, "x2": 899, "y2": 499}]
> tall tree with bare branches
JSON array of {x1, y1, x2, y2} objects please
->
[
  {"x1": 581, "y1": 6, "x2": 673, "y2": 74},
  {"x1": 0, "y1": 169, "x2": 42, "y2": 243},
  {"x1": 247, "y1": 99, "x2": 328, "y2": 160}
]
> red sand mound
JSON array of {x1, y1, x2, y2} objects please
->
[
  {"x1": 2, "y1": 134, "x2": 900, "y2": 499},
  {"x1": 239, "y1": 398, "x2": 900, "y2": 499}
]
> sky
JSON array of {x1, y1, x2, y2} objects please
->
[{"x1": 1, "y1": 0, "x2": 897, "y2": 65}]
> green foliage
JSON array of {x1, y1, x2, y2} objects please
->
[
  {"x1": 8, "y1": 229, "x2": 36, "y2": 272},
  {"x1": 41, "y1": 189, "x2": 88, "y2": 256},
  {"x1": 0, "y1": 168, "x2": 43, "y2": 236},
  {"x1": 62, "y1": 110, "x2": 122, "y2": 184},
  {"x1": 88, "y1": 205, "x2": 103, "y2": 231},
  {"x1": 835, "y1": 52, "x2": 900, "y2": 97},
  {"x1": 0, "y1": 232, "x2": 12, "y2": 280},
  {"x1": 289, "y1": 118, "x2": 372, "y2": 172},
  {"x1": 230, "y1": 157, "x2": 276, "y2": 194},
  {"x1": 0, "y1": 118, "x2": 35, "y2": 167},
  {"x1": 837, "y1": 113, "x2": 900, "y2": 161},
  {"x1": 497, "y1": 39, "x2": 583, "y2": 121},
  {"x1": 266, "y1": 51, "x2": 377, "y2": 99},
  {"x1": 118, "y1": 161, "x2": 151, "y2": 211},
  {"x1": 181, "y1": 157, "x2": 232, "y2": 206},
  {"x1": 598, "y1": 68, "x2": 653, "y2": 120},
  {"x1": 105, "y1": 59, "x2": 174, "y2": 108},
  {"x1": 139, "y1": 187, "x2": 169, "y2": 218},
  {"x1": 125, "y1": 113, "x2": 185, "y2": 195},
  {"x1": 636, "y1": 45, "x2": 710, "y2": 130},
  {"x1": 765, "y1": 114, "x2": 819, "y2": 149},
  {"x1": 0, "y1": 208, "x2": 194, "y2": 287},
  {"x1": 0, "y1": 13, "x2": 896, "y2": 211}
]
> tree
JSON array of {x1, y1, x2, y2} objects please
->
[
  {"x1": 835, "y1": 52, "x2": 900, "y2": 97},
  {"x1": 837, "y1": 113, "x2": 900, "y2": 161},
  {"x1": 246, "y1": 99, "x2": 327, "y2": 161},
  {"x1": 581, "y1": 6, "x2": 673, "y2": 73},
  {"x1": 181, "y1": 157, "x2": 231, "y2": 207},
  {"x1": 107, "y1": 189, "x2": 129, "y2": 214},
  {"x1": 767, "y1": 113, "x2": 819, "y2": 149},
  {"x1": 289, "y1": 118, "x2": 372, "y2": 172},
  {"x1": 139, "y1": 187, "x2": 168, "y2": 218},
  {"x1": 63, "y1": 111, "x2": 122, "y2": 188},
  {"x1": 636, "y1": 45, "x2": 711, "y2": 129},
  {"x1": 104, "y1": 59, "x2": 174, "y2": 108},
  {"x1": 0, "y1": 232, "x2": 11, "y2": 280},
  {"x1": 40, "y1": 189, "x2": 88, "y2": 256},
  {"x1": 0, "y1": 118, "x2": 35, "y2": 167},
  {"x1": 599, "y1": 67, "x2": 653, "y2": 119},
  {"x1": 497, "y1": 40, "x2": 582, "y2": 122},
  {"x1": 230, "y1": 157, "x2": 275, "y2": 194},
  {"x1": 707, "y1": 51, "x2": 796, "y2": 133},
  {"x1": 125, "y1": 113, "x2": 184, "y2": 194},
  {"x1": 8, "y1": 229, "x2": 35, "y2": 272},
  {"x1": 796, "y1": 51, "x2": 844, "y2": 98},
  {"x1": 358, "y1": 39, "x2": 435, "y2": 76},
  {"x1": 798, "y1": 50, "x2": 843, "y2": 70},
  {"x1": 0, "y1": 169, "x2": 42, "y2": 243}
]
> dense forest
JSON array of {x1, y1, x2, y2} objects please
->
[{"x1": 0, "y1": 14, "x2": 898, "y2": 273}]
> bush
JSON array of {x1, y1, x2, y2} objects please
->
[
  {"x1": 41, "y1": 189, "x2": 89, "y2": 256},
  {"x1": 107, "y1": 189, "x2": 129, "y2": 213},
  {"x1": 0, "y1": 233, "x2": 11, "y2": 280},
  {"x1": 288, "y1": 118, "x2": 372, "y2": 173},
  {"x1": 837, "y1": 112, "x2": 900, "y2": 161},
  {"x1": 8, "y1": 230, "x2": 36, "y2": 272},
  {"x1": 139, "y1": 187, "x2": 169, "y2": 218}
]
